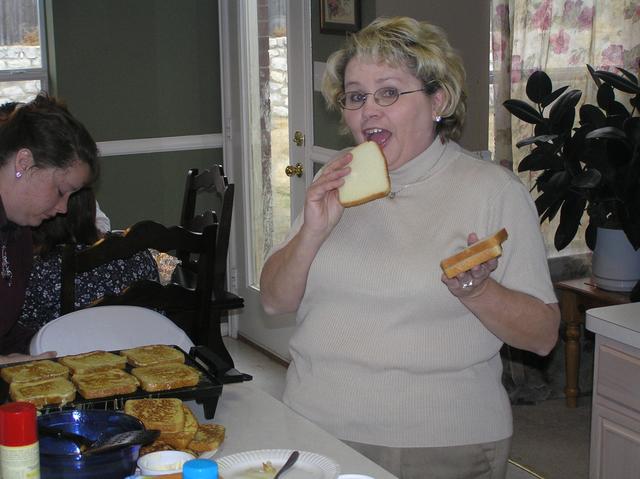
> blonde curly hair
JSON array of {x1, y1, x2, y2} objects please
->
[{"x1": 322, "y1": 16, "x2": 467, "y2": 142}]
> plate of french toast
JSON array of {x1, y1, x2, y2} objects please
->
[
  {"x1": 0, "y1": 344, "x2": 222, "y2": 411},
  {"x1": 126, "y1": 397, "x2": 225, "y2": 459}
]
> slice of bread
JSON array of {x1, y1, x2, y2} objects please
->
[
  {"x1": 139, "y1": 440, "x2": 175, "y2": 456},
  {"x1": 9, "y1": 377, "x2": 76, "y2": 408},
  {"x1": 338, "y1": 141, "x2": 391, "y2": 207},
  {"x1": 187, "y1": 423, "x2": 225, "y2": 453},
  {"x1": 1, "y1": 359, "x2": 69, "y2": 384},
  {"x1": 58, "y1": 351, "x2": 127, "y2": 375},
  {"x1": 72, "y1": 368, "x2": 140, "y2": 399},
  {"x1": 124, "y1": 398, "x2": 185, "y2": 433},
  {"x1": 120, "y1": 344, "x2": 185, "y2": 367},
  {"x1": 440, "y1": 228, "x2": 509, "y2": 278},
  {"x1": 131, "y1": 363, "x2": 200, "y2": 392},
  {"x1": 159, "y1": 404, "x2": 198, "y2": 449}
]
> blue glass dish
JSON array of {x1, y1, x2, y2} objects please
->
[{"x1": 38, "y1": 409, "x2": 144, "y2": 479}]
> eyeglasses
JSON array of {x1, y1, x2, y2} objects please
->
[{"x1": 337, "y1": 87, "x2": 426, "y2": 110}]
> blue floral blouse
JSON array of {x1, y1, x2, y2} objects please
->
[{"x1": 18, "y1": 245, "x2": 159, "y2": 331}]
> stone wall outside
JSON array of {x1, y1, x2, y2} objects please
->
[{"x1": 0, "y1": 45, "x2": 43, "y2": 104}]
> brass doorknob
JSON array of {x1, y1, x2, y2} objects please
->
[
  {"x1": 293, "y1": 130, "x2": 305, "y2": 147},
  {"x1": 285, "y1": 162, "x2": 303, "y2": 177}
]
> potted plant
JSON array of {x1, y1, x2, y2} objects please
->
[{"x1": 503, "y1": 64, "x2": 640, "y2": 290}]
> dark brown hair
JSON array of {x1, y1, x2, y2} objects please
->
[
  {"x1": 32, "y1": 188, "x2": 100, "y2": 257},
  {"x1": 0, "y1": 93, "x2": 99, "y2": 181}
]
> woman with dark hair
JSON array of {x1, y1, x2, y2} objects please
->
[
  {"x1": 19, "y1": 188, "x2": 159, "y2": 331},
  {"x1": 0, "y1": 94, "x2": 98, "y2": 363}
]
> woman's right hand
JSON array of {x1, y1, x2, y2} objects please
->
[{"x1": 301, "y1": 152, "x2": 352, "y2": 241}]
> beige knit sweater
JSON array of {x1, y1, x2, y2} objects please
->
[{"x1": 277, "y1": 140, "x2": 557, "y2": 447}]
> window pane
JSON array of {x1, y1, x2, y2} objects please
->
[
  {"x1": 247, "y1": 0, "x2": 291, "y2": 288},
  {"x1": 0, "y1": 79, "x2": 41, "y2": 104},
  {"x1": 0, "y1": 0, "x2": 42, "y2": 71}
]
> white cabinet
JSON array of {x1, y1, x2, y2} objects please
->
[{"x1": 587, "y1": 303, "x2": 640, "y2": 479}]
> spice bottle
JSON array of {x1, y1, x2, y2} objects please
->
[
  {"x1": 182, "y1": 458, "x2": 218, "y2": 479},
  {"x1": 0, "y1": 402, "x2": 40, "y2": 479}
]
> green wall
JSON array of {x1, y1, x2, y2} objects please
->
[
  {"x1": 96, "y1": 150, "x2": 223, "y2": 229},
  {"x1": 46, "y1": 0, "x2": 220, "y2": 228}
]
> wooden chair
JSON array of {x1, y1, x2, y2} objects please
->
[
  {"x1": 59, "y1": 216, "x2": 244, "y2": 376},
  {"x1": 176, "y1": 165, "x2": 244, "y2": 350}
]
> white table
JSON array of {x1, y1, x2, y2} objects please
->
[{"x1": 190, "y1": 383, "x2": 398, "y2": 478}]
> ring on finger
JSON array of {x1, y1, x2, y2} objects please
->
[{"x1": 461, "y1": 278, "x2": 474, "y2": 289}]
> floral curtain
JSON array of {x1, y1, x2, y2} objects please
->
[{"x1": 491, "y1": 0, "x2": 640, "y2": 254}]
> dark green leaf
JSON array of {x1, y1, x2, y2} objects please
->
[
  {"x1": 543, "y1": 196, "x2": 564, "y2": 223},
  {"x1": 571, "y1": 168, "x2": 602, "y2": 188},
  {"x1": 518, "y1": 148, "x2": 560, "y2": 172},
  {"x1": 549, "y1": 90, "x2": 581, "y2": 133},
  {"x1": 605, "y1": 101, "x2": 631, "y2": 124},
  {"x1": 587, "y1": 64, "x2": 601, "y2": 88},
  {"x1": 597, "y1": 84, "x2": 615, "y2": 110},
  {"x1": 617, "y1": 67, "x2": 638, "y2": 85},
  {"x1": 515, "y1": 134, "x2": 557, "y2": 148},
  {"x1": 579, "y1": 104, "x2": 606, "y2": 127},
  {"x1": 539, "y1": 170, "x2": 570, "y2": 193},
  {"x1": 534, "y1": 122, "x2": 551, "y2": 136},
  {"x1": 585, "y1": 221, "x2": 597, "y2": 250},
  {"x1": 541, "y1": 86, "x2": 569, "y2": 108},
  {"x1": 595, "y1": 70, "x2": 640, "y2": 94},
  {"x1": 624, "y1": 117, "x2": 640, "y2": 145},
  {"x1": 503, "y1": 99, "x2": 544, "y2": 124},
  {"x1": 526, "y1": 70, "x2": 553, "y2": 103},
  {"x1": 586, "y1": 126, "x2": 627, "y2": 141},
  {"x1": 554, "y1": 192, "x2": 586, "y2": 250}
]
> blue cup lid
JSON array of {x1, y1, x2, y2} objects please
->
[{"x1": 183, "y1": 458, "x2": 219, "y2": 478}]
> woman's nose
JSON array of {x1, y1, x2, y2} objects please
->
[
  {"x1": 54, "y1": 195, "x2": 70, "y2": 214},
  {"x1": 361, "y1": 96, "x2": 382, "y2": 117}
]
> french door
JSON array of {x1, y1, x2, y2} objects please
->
[{"x1": 219, "y1": 0, "x2": 313, "y2": 361}]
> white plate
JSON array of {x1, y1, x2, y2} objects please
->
[
  {"x1": 216, "y1": 449, "x2": 340, "y2": 479},
  {"x1": 198, "y1": 447, "x2": 219, "y2": 460}
]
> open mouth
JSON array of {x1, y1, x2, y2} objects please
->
[{"x1": 364, "y1": 128, "x2": 391, "y2": 147}]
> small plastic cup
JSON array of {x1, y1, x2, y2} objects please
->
[{"x1": 137, "y1": 450, "x2": 196, "y2": 476}]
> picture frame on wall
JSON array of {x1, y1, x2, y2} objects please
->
[{"x1": 320, "y1": 0, "x2": 361, "y2": 34}]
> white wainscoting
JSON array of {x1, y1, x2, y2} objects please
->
[{"x1": 97, "y1": 134, "x2": 223, "y2": 157}]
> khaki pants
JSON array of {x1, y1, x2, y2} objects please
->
[{"x1": 344, "y1": 437, "x2": 511, "y2": 479}]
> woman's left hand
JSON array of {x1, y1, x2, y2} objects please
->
[
  {"x1": 0, "y1": 351, "x2": 56, "y2": 365},
  {"x1": 441, "y1": 232, "x2": 499, "y2": 298}
]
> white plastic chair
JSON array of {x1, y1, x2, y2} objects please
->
[{"x1": 29, "y1": 305, "x2": 194, "y2": 356}]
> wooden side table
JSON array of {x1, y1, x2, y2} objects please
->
[{"x1": 555, "y1": 277, "x2": 630, "y2": 407}]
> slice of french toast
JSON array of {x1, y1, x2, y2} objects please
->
[
  {"x1": 9, "y1": 376, "x2": 76, "y2": 407},
  {"x1": 188, "y1": 423, "x2": 226, "y2": 453},
  {"x1": 124, "y1": 398, "x2": 185, "y2": 433},
  {"x1": 120, "y1": 344, "x2": 185, "y2": 367},
  {"x1": 1, "y1": 359, "x2": 69, "y2": 383},
  {"x1": 72, "y1": 368, "x2": 140, "y2": 399},
  {"x1": 131, "y1": 363, "x2": 199, "y2": 392},
  {"x1": 59, "y1": 350, "x2": 127, "y2": 374},
  {"x1": 159, "y1": 404, "x2": 198, "y2": 449}
]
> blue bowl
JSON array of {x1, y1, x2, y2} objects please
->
[{"x1": 38, "y1": 410, "x2": 144, "y2": 479}]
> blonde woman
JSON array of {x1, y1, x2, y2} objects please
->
[{"x1": 261, "y1": 17, "x2": 559, "y2": 478}]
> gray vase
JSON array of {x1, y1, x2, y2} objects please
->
[{"x1": 592, "y1": 227, "x2": 640, "y2": 292}]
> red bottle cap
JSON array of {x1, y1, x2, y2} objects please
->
[{"x1": 0, "y1": 402, "x2": 38, "y2": 447}]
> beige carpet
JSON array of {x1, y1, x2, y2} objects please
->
[{"x1": 510, "y1": 396, "x2": 591, "y2": 478}]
